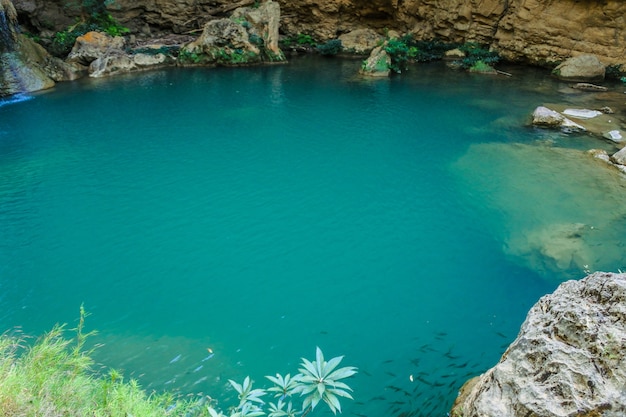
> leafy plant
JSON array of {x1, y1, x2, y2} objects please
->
[
  {"x1": 384, "y1": 37, "x2": 418, "y2": 73},
  {"x1": 293, "y1": 347, "x2": 357, "y2": 415},
  {"x1": 456, "y1": 42, "x2": 500, "y2": 70},
  {"x1": 208, "y1": 347, "x2": 357, "y2": 417},
  {"x1": 316, "y1": 39, "x2": 342, "y2": 56},
  {"x1": 296, "y1": 34, "x2": 316, "y2": 47},
  {"x1": 48, "y1": 9, "x2": 129, "y2": 57}
]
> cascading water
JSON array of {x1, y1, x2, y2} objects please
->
[
  {"x1": 0, "y1": 0, "x2": 55, "y2": 97},
  {"x1": 0, "y1": 0, "x2": 18, "y2": 53}
]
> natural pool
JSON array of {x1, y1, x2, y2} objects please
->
[{"x1": 1, "y1": 56, "x2": 625, "y2": 416}]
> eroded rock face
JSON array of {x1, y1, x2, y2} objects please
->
[
  {"x1": 451, "y1": 272, "x2": 626, "y2": 417},
  {"x1": 12, "y1": 0, "x2": 626, "y2": 66},
  {"x1": 339, "y1": 28, "x2": 384, "y2": 55},
  {"x1": 180, "y1": 1, "x2": 285, "y2": 66},
  {"x1": 0, "y1": 0, "x2": 59, "y2": 96}
]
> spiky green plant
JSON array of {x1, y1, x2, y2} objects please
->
[{"x1": 292, "y1": 347, "x2": 357, "y2": 415}]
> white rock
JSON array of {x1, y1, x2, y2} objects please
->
[
  {"x1": 451, "y1": 272, "x2": 626, "y2": 417},
  {"x1": 562, "y1": 108, "x2": 603, "y2": 119},
  {"x1": 603, "y1": 130, "x2": 623, "y2": 142},
  {"x1": 611, "y1": 146, "x2": 626, "y2": 166}
]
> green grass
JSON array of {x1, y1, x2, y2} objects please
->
[{"x1": 0, "y1": 317, "x2": 209, "y2": 417}]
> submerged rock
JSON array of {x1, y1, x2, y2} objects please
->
[
  {"x1": 451, "y1": 271, "x2": 626, "y2": 417},
  {"x1": 452, "y1": 142, "x2": 626, "y2": 278}
]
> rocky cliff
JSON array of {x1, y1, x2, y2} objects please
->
[
  {"x1": 450, "y1": 272, "x2": 626, "y2": 417},
  {"x1": 13, "y1": 0, "x2": 626, "y2": 67}
]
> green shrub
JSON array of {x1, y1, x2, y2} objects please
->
[
  {"x1": 384, "y1": 36, "x2": 418, "y2": 73},
  {"x1": 316, "y1": 39, "x2": 343, "y2": 56},
  {"x1": 296, "y1": 33, "x2": 316, "y2": 46},
  {"x1": 48, "y1": 12, "x2": 129, "y2": 58},
  {"x1": 0, "y1": 309, "x2": 357, "y2": 417},
  {"x1": 457, "y1": 42, "x2": 500, "y2": 70}
]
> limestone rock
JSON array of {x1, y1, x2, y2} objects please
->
[
  {"x1": 451, "y1": 271, "x2": 626, "y2": 417},
  {"x1": 552, "y1": 54, "x2": 606, "y2": 82},
  {"x1": 338, "y1": 29, "x2": 383, "y2": 55},
  {"x1": 359, "y1": 45, "x2": 390, "y2": 77},
  {"x1": 562, "y1": 108, "x2": 603, "y2": 119},
  {"x1": 180, "y1": 1, "x2": 285, "y2": 67},
  {"x1": 67, "y1": 31, "x2": 126, "y2": 66},
  {"x1": 231, "y1": 0, "x2": 285, "y2": 61},
  {"x1": 0, "y1": 1, "x2": 56, "y2": 96},
  {"x1": 89, "y1": 51, "x2": 174, "y2": 77},
  {"x1": 572, "y1": 83, "x2": 608, "y2": 92},
  {"x1": 587, "y1": 148, "x2": 610, "y2": 163},
  {"x1": 12, "y1": 0, "x2": 626, "y2": 68},
  {"x1": 531, "y1": 106, "x2": 585, "y2": 132},
  {"x1": 611, "y1": 146, "x2": 626, "y2": 166},
  {"x1": 603, "y1": 130, "x2": 623, "y2": 143},
  {"x1": 444, "y1": 48, "x2": 465, "y2": 59},
  {"x1": 181, "y1": 18, "x2": 261, "y2": 66}
]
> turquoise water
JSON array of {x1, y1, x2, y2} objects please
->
[{"x1": 1, "y1": 56, "x2": 625, "y2": 416}]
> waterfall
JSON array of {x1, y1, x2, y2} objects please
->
[{"x1": 0, "y1": 0, "x2": 18, "y2": 53}]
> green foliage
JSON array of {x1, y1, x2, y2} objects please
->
[
  {"x1": 316, "y1": 39, "x2": 343, "y2": 56},
  {"x1": 457, "y1": 42, "x2": 500, "y2": 70},
  {"x1": 0, "y1": 312, "x2": 356, "y2": 417},
  {"x1": 214, "y1": 48, "x2": 259, "y2": 65},
  {"x1": 469, "y1": 60, "x2": 496, "y2": 73},
  {"x1": 208, "y1": 347, "x2": 357, "y2": 417},
  {"x1": 178, "y1": 48, "x2": 203, "y2": 64},
  {"x1": 384, "y1": 36, "x2": 418, "y2": 73},
  {"x1": 0, "y1": 309, "x2": 209, "y2": 417},
  {"x1": 296, "y1": 34, "x2": 316, "y2": 46},
  {"x1": 48, "y1": 10, "x2": 129, "y2": 57},
  {"x1": 605, "y1": 64, "x2": 624, "y2": 80}
]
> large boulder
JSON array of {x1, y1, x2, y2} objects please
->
[
  {"x1": 552, "y1": 54, "x2": 606, "y2": 82},
  {"x1": 359, "y1": 45, "x2": 391, "y2": 77},
  {"x1": 531, "y1": 106, "x2": 585, "y2": 131},
  {"x1": 89, "y1": 51, "x2": 174, "y2": 77},
  {"x1": 180, "y1": 0, "x2": 285, "y2": 66},
  {"x1": 451, "y1": 272, "x2": 626, "y2": 417},
  {"x1": 338, "y1": 28, "x2": 384, "y2": 55},
  {"x1": 67, "y1": 31, "x2": 126, "y2": 66},
  {"x1": 231, "y1": 0, "x2": 285, "y2": 61}
]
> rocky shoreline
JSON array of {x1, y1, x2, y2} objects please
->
[
  {"x1": 451, "y1": 272, "x2": 626, "y2": 417},
  {"x1": 2, "y1": 1, "x2": 626, "y2": 416}
]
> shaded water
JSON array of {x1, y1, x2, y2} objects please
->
[{"x1": 1, "y1": 57, "x2": 625, "y2": 416}]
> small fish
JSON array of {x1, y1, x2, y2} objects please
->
[
  {"x1": 193, "y1": 376, "x2": 208, "y2": 385},
  {"x1": 202, "y1": 353, "x2": 215, "y2": 362},
  {"x1": 495, "y1": 331, "x2": 508, "y2": 339},
  {"x1": 193, "y1": 365, "x2": 203, "y2": 373},
  {"x1": 382, "y1": 359, "x2": 394, "y2": 363},
  {"x1": 170, "y1": 354, "x2": 182, "y2": 364},
  {"x1": 385, "y1": 371, "x2": 397, "y2": 377},
  {"x1": 370, "y1": 396, "x2": 385, "y2": 401}
]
